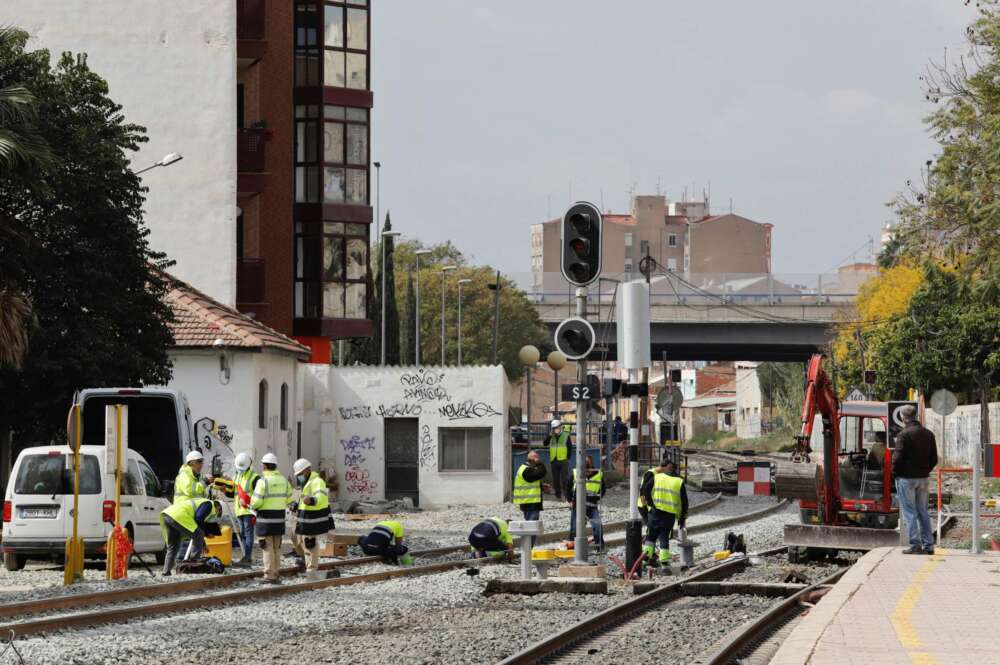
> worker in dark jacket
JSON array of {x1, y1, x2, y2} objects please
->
[
  {"x1": 565, "y1": 456, "x2": 606, "y2": 551},
  {"x1": 640, "y1": 458, "x2": 688, "y2": 568},
  {"x1": 892, "y1": 405, "x2": 938, "y2": 554}
]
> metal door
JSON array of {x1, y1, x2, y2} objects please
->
[{"x1": 384, "y1": 418, "x2": 419, "y2": 506}]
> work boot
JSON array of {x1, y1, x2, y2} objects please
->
[
  {"x1": 921, "y1": 547, "x2": 936, "y2": 555},
  {"x1": 902, "y1": 547, "x2": 923, "y2": 555}
]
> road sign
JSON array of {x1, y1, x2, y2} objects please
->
[
  {"x1": 844, "y1": 387, "x2": 867, "y2": 402},
  {"x1": 656, "y1": 388, "x2": 683, "y2": 421},
  {"x1": 562, "y1": 383, "x2": 600, "y2": 402},
  {"x1": 931, "y1": 389, "x2": 958, "y2": 416},
  {"x1": 887, "y1": 400, "x2": 918, "y2": 449}
]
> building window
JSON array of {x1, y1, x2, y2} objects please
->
[
  {"x1": 667, "y1": 234, "x2": 677, "y2": 247},
  {"x1": 640, "y1": 240, "x2": 649, "y2": 256},
  {"x1": 438, "y1": 427, "x2": 492, "y2": 471},
  {"x1": 258, "y1": 380, "x2": 268, "y2": 429},
  {"x1": 295, "y1": 104, "x2": 369, "y2": 205},
  {"x1": 295, "y1": 4, "x2": 321, "y2": 86},
  {"x1": 280, "y1": 383, "x2": 289, "y2": 431},
  {"x1": 624, "y1": 259, "x2": 633, "y2": 273},
  {"x1": 322, "y1": 2, "x2": 368, "y2": 90},
  {"x1": 295, "y1": 221, "x2": 368, "y2": 319},
  {"x1": 624, "y1": 233, "x2": 633, "y2": 247}
]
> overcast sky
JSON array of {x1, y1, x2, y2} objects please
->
[{"x1": 371, "y1": 1, "x2": 976, "y2": 278}]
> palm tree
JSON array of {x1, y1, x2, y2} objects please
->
[{"x1": 0, "y1": 26, "x2": 52, "y2": 369}]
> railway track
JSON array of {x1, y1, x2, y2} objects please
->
[{"x1": 0, "y1": 493, "x2": 784, "y2": 638}]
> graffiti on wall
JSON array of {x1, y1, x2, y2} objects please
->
[
  {"x1": 339, "y1": 405, "x2": 372, "y2": 420},
  {"x1": 400, "y1": 369, "x2": 452, "y2": 403},
  {"x1": 419, "y1": 425, "x2": 435, "y2": 469},
  {"x1": 340, "y1": 435, "x2": 379, "y2": 496},
  {"x1": 438, "y1": 400, "x2": 502, "y2": 421},
  {"x1": 376, "y1": 402, "x2": 423, "y2": 418}
]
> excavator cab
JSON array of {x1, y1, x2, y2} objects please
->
[{"x1": 775, "y1": 357, "x2": 901, "y2": 560}]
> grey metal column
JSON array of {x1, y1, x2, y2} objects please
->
[{"x1": 574, "y1": 286, "x2": 589, "y2": 563}]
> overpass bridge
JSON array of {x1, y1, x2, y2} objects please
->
[{"x1": 526, "y1": 271, "x2": 857, "y2": 362}]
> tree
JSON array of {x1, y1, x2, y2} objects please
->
[
  {"x1": 889, "y1": 2, "x2": 1000, "y2": 301},
  {"x1": 392, "y1": 239, "x2": 549, "y2": 380},
  {"x1": 403, "y1": 271, "x2": 416, "y2": 365},
  {"x1": 0, "y1": 27, "x2": 52, "y2": 370},
  {"x1": 0, "y1": 35, "x2": 175, "y2": 451},
  {"x1": 756, "y1": 362, "x2": 806, "y2": 432},
  {"x1": 381, "y1": 213, "x2": 400, "y2": 364}
]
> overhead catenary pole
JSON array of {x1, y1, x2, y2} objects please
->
[
  {"x1": 439, "y1": 265, "x2": 456, "y2": 365},
  {"x1": 574, "y1": 287, "x2": 589, "y2": 564},
  {"x1": 414, "y1": 250, "x2": 431, "y2": 366},
  {"x1": 489, "y1": 271, "x2": 502, "y2": 366}
]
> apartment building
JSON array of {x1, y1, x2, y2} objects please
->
[
  {"x1": 530, "y1": 194, "x2": 773, "y2": 293},
  {"x1": 5, "y1": 0, "x2": 375, "y2": 363}
]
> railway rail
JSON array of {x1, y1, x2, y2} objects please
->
[{"x1": 0, "y1": 493, "x2": 786, "y2": 638}]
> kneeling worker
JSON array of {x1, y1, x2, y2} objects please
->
[
  {"x1": 160, "y1": 499, "x2": 221, "y2": 576},
  {"x1": 358, "y1": 520, "x2": 412, "y2": 565},
  {"x1": 468, "y1": 517, "x2": 514, "y2": 560},
  {"x1": 640, "y1": 458, "x2": 688, "y2": 568},
  {"x1": 292, "y1": 458, "x2": 333, "y2": 579}
]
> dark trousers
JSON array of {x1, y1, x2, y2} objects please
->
[
  {"x1": 237, "y1": 514, "x2": 255, "y2": 561},
  {"x1": 644, "y1": 510, "x2": 676, "y2": 552},
  {"x1": 569, "y1": 505, "x2": 604, "y2": 548},
  {"x1": 549, "y1": 460, "x2": 568, "y2": 499},
  {"x1": 162, "y1": 515, "x2": 201, "y2": 575}
]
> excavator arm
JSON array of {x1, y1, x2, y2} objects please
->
[{"x1": 796, "y1": 354, "x2": 841, "y2": 523}]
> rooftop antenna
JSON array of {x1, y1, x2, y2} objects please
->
[{"x1": 729, "y1": 197, "x2": 733, "y2": 214}]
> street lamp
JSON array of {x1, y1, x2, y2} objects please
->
[
  {"x1": 134, "y1": 152, "x2": 183, "y2": 175},
  {"x1": 380, "y1": 230, "x2": 401, "y2": 366},
  {"x1": 374, "y1": 161, "x2": 382, "y2": 244},
  {"x1": 414, "y1": 250, "x2": 432, "y2": 366},
  {"x1": 456, "y1": 278, "x2": 472, "y2": 366},
  {"x1": 439, "y1": 265, "x2": 456, "y2": 365},
  {"x1": 547, "y1": 351, "x2": 567, "y2": 417},
  {"x1": 519, "y1": 345, "x2": 541, "y2": 446}
]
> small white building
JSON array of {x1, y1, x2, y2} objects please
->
[
  {"x1": 735, "y1": 362, "x2": 763, "y2": 439},
  {"x1": 156, "y1": 275, "x2": 310, "y2": 472},
  {"x1": 302, "y1": 365, "x2": 511, "y2": 510}
]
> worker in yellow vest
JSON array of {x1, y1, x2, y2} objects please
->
[
  {"x1": 544, "y1": 420, "x2": 572, "y2": 500},
  {"x1": 232, "y1": 452, "x2": 259, "y2": 567},
  {"x1": 159, "y1": 498, "x2": 220, "y2": 576},
  {"x1": 566, "y1": 456, "x2": 606, "y2": 551},
  {"x1": 640, "y1": 458, "x2": 688, "y2": 569},
  {"x1": 250, "y1": 452, "x2": 294, "y2": 584},
  {"x1": 174, "y1": 450, "x2": 210, "y2": 504},
  {"x1": 291, "y1": 458, "x2": 334, "y2": 579},
  {"x1": 358, "y1": 520, "x2": 412, "y2": 565},
  {"x1": 468, "y1": 517, "x2": 514, "y2": 560}
]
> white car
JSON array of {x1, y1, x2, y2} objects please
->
[{"x1": 2, "y1": 445, "x2": 170, "y2": 570}]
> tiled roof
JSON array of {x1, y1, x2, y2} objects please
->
[{"x1": 163, "y1": 273, "x2": 310, "y2": 357}]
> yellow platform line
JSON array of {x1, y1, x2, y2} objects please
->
[{"x1": 889, "y1": 556, "x2": 942, "y2": 665}]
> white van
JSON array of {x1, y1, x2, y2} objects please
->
[{"x1": 2, "y1": 445, "x2": 171, "y2": 571}]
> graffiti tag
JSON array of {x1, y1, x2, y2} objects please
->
[
  {"x1": 438, "y1": 400, "x2": 502, "y2": 421},
  {"x1": 344, "y1": 465, "x2": 378, "y2": 496},
  {"x1": 400, "y1": 369, "x2": 452, "y2": 403},
  {"x1": 419, "y1": 425, "x2": 436, "y2": 470},
  {"x1": 376, "y1": 403, "x2": 422, "y2": 418},
  {"x1": 339, "y1": 405, "x2": 372, "y2": 420}
]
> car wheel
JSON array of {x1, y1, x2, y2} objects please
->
[{"x1": 3, "y1": 552, "x2": 26, "y2": 572}]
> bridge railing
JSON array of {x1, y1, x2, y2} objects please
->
[{"x1": 510, "y1": 271, "x2": 860, "y2": 307}]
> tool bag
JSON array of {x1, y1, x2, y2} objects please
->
[{"x1": 176, "y1": 556, "x2": 226, "y2": 575}]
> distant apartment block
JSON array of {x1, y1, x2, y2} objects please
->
[{"x1": 530, "y1": 194, "x2": 773, "y2": 292}]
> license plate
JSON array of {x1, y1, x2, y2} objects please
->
[{"x1": 20, "y1": 507, "x2": 57, "y2": 519}]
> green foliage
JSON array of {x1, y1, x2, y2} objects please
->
[
  {"x1": 0, "y1": 35, "x2": 174, "y2": 445},
  {"x1": 756, "y1": 362, "x2": 806, "y2": 431},
  {"x1": 392, "y1": 239, "x2": 550, "y2": 380}
]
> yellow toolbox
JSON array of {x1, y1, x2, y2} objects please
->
[{"x1": 204, "y1": 526, "x2": 233, "y2": 566}]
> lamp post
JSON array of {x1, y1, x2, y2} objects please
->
[
  {"x1": 439, "y1": 265, "x2": 456, "y2": 365},
  {"x1": 380, "y1": 230, "x2": 401, "y2": 366},
  {"x1": 374, "y1": 161, "x2": 382, "y2": 244},
  {"x1": 519, "y1": 345, "x2": 541, "y2": 446},
  {"x1": 547, "y1": 351, "x2": 567, "y2": 419},
  {"x1": 134, "y1": 152, "x2": 183, "y2": 175},
  {"x1": 414, "y1": 250, "x2": 432, "y2": 366},
  {"x1": 456, "y1": 278, "x2": 472, "y2": 365}
]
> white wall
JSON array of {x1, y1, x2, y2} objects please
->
[
  {"x1": 3, "y1": 2, "x2": 238, "y2": 305},
  {"x1": 303, "y1": 366, "x2": 511, "y2": 510},
  {"x1": 926, "y1": 402, "x2": 1000, "y2": 468},
  {"x1": 735, "y1": 362, "x2": 762, "y2": 439},
  {"x1": 158, "y1": 349, "x2": 301, "y2": 472}
]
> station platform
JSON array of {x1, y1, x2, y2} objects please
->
[{"x1": 770, "y1": 547, "x2": 1000, "y2": 665}]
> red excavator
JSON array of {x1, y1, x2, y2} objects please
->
[{"x1": 775, "y1": 354, "x2": 901, "y2": 561}]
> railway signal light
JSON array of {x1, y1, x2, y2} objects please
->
[
  {"x1": 561, "y1": 201, "x2": 602, "y2": 287},
  {"x1": 554, "y1": 316, "x2": 596, "y2": 360}
]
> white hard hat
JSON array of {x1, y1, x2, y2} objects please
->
[
  {"x1": 234, "y1": 452, "x2": 253, "y2": 472},
  {"x1": 185, "y1": 450, "x2": 204, "y2": 463},
  {"x1": 551, "y1": 419, "x2": 562, "y2": 428},
  {"x1": 261, "y1": 452, "x2": 278, "y2": 465},
  {"x1": 293, "y1": 458, "x2": 311, "y2": 475}
]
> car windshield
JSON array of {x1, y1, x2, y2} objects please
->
[{"x1": 14, "y1": 454, "x2": 101, "y2": 495}]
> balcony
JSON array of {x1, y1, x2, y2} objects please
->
[
  {"x1": 237, "y1": 128, "x2": 267, "y2": 173},
  {"x1": 237, "y1": 0, "x2": 267, "y2": 65}
]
